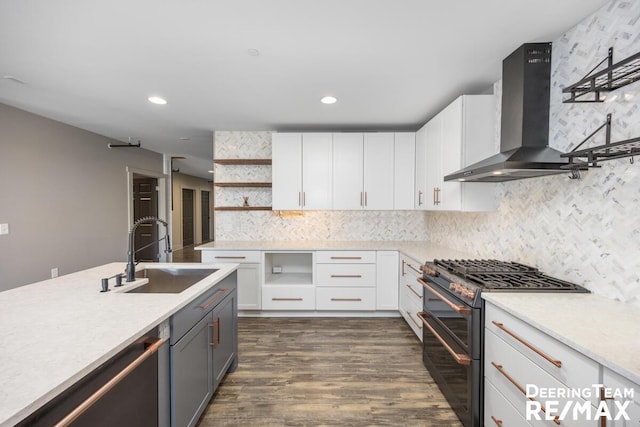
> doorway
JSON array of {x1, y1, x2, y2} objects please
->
[
  {"x1": 182, "y1": 188, "x2": 195, "y2": 246},
  {"x1": 201, "y1": 190, "x2": 211, "y2": 242},
  {"x1": 133, "y1": 176, "x2": 159, "y2": 262}
]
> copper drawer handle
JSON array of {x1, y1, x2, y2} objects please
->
[
  {"x1": 417, "y1": 278, "x2": 471, "y2": 316},
  {"x1": 199, "y1": 288, "x2": 228, "y2": 310},
  {"x1": 417, "y1": 312, "x2": 470, "y2": 366},
  {"x1": 406, "y1": 311, "x2": 423, "y2": 330},
  {"x1": 331, "y1": 274, "x2": 362, "y2": 278},
  {"x1": 54, "y1": 337, "x2": 165, "y2": 427},
  {"x1": 272, "y1": 297, "x2": 303, "y2": 301},
  {"x1": 491, "y1": 321, "x2": 562, "y2": 368},
  {"x1": 490, "y1": 415, "x2": 503, "y2": 427},
  {"x1": 330, "y1": 256, "x2": 363, "y2": 260},
  {"x1": 405, "y1": 284, "x2": 422, "y2": 299},
  {"x1": 215, "y1": 256, "x2": 246, "y2": 259},
  {"x1": 491, "y1": 362, "x2": 560, "y2": 425},
  {"x1": 209, "y1": 320, "x2": 218, "y2": 348},
  {"x1": 330, "y1": 298, "x2": 362, "y2": 302},
  {"x1": 406, "y1": 263, "x2": 422, "y2": 275}
]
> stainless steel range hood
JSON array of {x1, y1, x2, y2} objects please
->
[{"x1": 445, "y1": 42, "x2": 569, "y2": 183}]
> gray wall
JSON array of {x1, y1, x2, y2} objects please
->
[
  {"x1": 171, "y1": 172, "x2": 214, "y2": 250},
  {"x1": 0, "y1": 103, "x2": 164, "y2": 291}
]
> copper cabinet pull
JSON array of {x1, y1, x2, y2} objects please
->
[
  {"x1": 199, "y1": 288, "x2": 228, "y2": 310},
  {"x1": 360, "y1": 192, "x2": 363, "y2": 206},
  {"x1": 490, "y1": 415, "x2": 503, "y2": 426},
  {"x1": 54, "y1": 337, "x2": 165, "y2": 427},
  {"x1": 298, "y1": 191, "x2": 302, "y2": 207},
  {"x1": 209, "y1": 320, "x2": 218, "y2": 348},
  {"x1": 436, "y1": 187, "x2": 441, "y2": 205},
  {"x1": 215, "y1": 256, "x2": 246, "y2": 259},
  {"x1": 406, "y1": 311, "x2": 423, "y2": 330},
  {"x1": 418, "y1": 190, "x2": 423, "y2": 206},
  {"x1": 417, "y1": 278, "x2": 471, "y2": 316},
  {"x1": 491, "y1": 321, "x2": 562, "y2": 368},
  {"x1": 330, "y1": 256, "x2": 363, "y2": 260},
  {"x1": 364, "y1": 191, "x2": 367, "y2": 206},
  {"x1": 331, "y1": 274, "x2": 362, "y2": 278},
  {"x1": 303, "y1": 192, "x2": 306, "y2": 207},
  {"x1": 405, "y1": 263, "x2": 422, "y2": 275},
  {"x1": 402, "y1": 259, "x2": 406, "y2": 276},
  {"x1": 491, "y1": 362, "x2": 560, "y2": 425},
  {"x1": 272, "y1": 297, "x2": 303, "y2": 301},
  {"x1": 406, "y1": 284, "x2": 422, "y2": 299},
  {"x1": 330, "y1": 298, "x2": 362, "y2": 302},
  {"x1": 417, "y1": 312, "x2": 470, "y2": 366},
  {"x1": 433, "y1": 187, "x2": 437, "y2": 205}
]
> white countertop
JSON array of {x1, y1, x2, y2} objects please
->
[
  {"x1": 483, "y1": 293, "x2": 640, "y2": 385},
  {"x1": 196, "y1": 240, "x2": 474, "y2": 262},
  {"x1": 0, "y1": 262, "x2": 238, "y2": 427}
]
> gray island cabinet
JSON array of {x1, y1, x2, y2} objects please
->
[{"x1": 169, "y1": 271, "x2": 238, "y2": 427}]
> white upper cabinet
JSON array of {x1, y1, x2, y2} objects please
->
[
  {"x1": 332, "y1": 133, "x2": 364, "y2": 210},
  {"x1": 363, "y1": 133, "x2": 394, "y2": 210},
  {"x1": 332, "y1": 132, "x2": 395, "y2": 210},
  {"x1": 272, "y1": 133, "x2": 332, "y2": 210},
  {"x1": 393, "y1": 133, "x2": 415, "y2": 210},
  {"x1": 415, "y1": 95, "x2": 497, "y2": 211}
]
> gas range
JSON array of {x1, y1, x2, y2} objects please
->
[
  {"x1": 422, "y1": 259, "x2": 588, "y2": 307},
  {"x1": 417, "y1": 258, "x2": 589, "y2": 427}
]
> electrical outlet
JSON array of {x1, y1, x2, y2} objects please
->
[
  {"x1": 0, "y1": 223, "x2": 8, "y2": 235},
  {"x1": 51, "y1": 268, "x2": 59, "y2": 278}
]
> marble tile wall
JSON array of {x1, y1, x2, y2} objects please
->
[
  {"x1": 427, "y1": 0, "x2": 640, "y2": 306},
  {"x1": 213, "y1": 131, "x2": 430, "y2": 242}
]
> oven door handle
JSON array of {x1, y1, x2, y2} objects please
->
[
  {"x1": 417, "y1": 311, "x2": 471, "y2": 366},
  {"x1": 417, "y1": 278, "x2": 471, "y2": 316}
]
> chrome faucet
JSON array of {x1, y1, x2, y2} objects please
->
[{"x1": 126, "y1": 216, "x2": 172, "y2": 282}]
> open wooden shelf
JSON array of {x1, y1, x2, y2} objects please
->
[
  {"x1": 214, "y1": 159, "x2": 272, "y2": 165},
  {"x1": 214, "y1": 182, "x2": 272, "y2": 188},
  {"x1": 214, "y1": 206, "x2": 272, "y2": 211}
]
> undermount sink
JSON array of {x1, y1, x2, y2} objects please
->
[{"x1": 126, "y1": 267, "x2": 218, "y2": 294}]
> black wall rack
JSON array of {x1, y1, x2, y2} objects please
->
[
  {"x1": 561, "y1": 114, "x2": 640, "y2": 173},
  {"x1": 562, "y1": 47, "x2": 640, "y2": 103}
]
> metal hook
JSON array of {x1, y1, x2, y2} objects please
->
[{"x1": 568, "y1": 169, "x2": 581, "y2": 180}]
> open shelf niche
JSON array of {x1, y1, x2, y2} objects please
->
[
  {"x1": 263, "y1": 252, "x2": 314, "y2": 286},
  {"x1": 213, "y1": 158, "x2": 272, "y2": 211}
]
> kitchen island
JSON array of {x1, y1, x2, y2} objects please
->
[{"x1": 0, "y1": 262, "x2": 238, "y2": 427}]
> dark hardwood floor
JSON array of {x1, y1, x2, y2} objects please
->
[
  {"x1": 197, "y1": 317, "x2": 462, "y2": 427},
  {"x1": 172, "y1": 244, "x2": 201, "y2": 263}
]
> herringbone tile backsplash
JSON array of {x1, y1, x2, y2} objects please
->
[{"x1": 428, "y1": 0, "x2": 640, "y2": 306}]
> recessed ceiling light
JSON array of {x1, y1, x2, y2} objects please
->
[
  {"x1": 492, "y1": 171, "x2": 504, "y2": 175},
  {"x1": 179, "y1": 137, "x2": 191, "y2": 141},
  {"x1": 247, "y1": 48, "x2": 260, "y2": 57},
  {"x1": 208, "y1": 170, "x2": 215, "y2": 174},
  {"x1": 148, "y1": 96, "x2": 167, "y2": 105},
  {"x1": 321, "y1": 96, "x2": 337, "y2": 105}
]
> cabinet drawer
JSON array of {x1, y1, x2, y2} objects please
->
[
  {"x1": 401, "y1": 278, "x2": 423, "y2": 306},
  {"x1": 171, "y1": 275, "x2": 236, "y2": 344},
  {"x1": 486, "y1": 303, "x2": 599, "y2": 400},
  {"x1": 603, "y1": 367, "x2": 640, "y2": 406},
  {"x1": 400, "y1": 295, "x2": 423, "y2": 341},
  {"x1": 201, "y1": 250, "x2": 261, "y2": 263},
  {"x1": 316, "y1": 264, "x2": 376, "y2": 286},
  {"x1": 316, "y1": 251, "x2": 376, "y2": 263},
  {"x1": 262, "y1": 285, "x2": 315, "y2": 310},
  {"x1": 316, "y1": 287, "x2": 376, "y2": 311},
  {"x1": 485, "y1": 379, "x2": 530, "y2": 427},
  {"x1": 485, "y1": 329, "x2": 597, "y2": 426},
  {"x1": 400, "y1": 256, "x2": 423, "y2": 280}
]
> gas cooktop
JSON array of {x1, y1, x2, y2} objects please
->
[{"x1": 431, "y1": 259, "x2": 589, "y2": 292}]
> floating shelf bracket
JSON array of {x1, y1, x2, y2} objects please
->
[
  {"x1": 561, "y1": 114, "x2": 640, "y2": 173},
  {"x1": 562, "y1": 47, "x2": 640, "y2": 103}
]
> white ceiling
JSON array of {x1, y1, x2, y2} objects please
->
[{"x1": 0, "y1": 0, "x2": 610, "y2": 179}]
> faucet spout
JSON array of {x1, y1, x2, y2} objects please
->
[{"x1": 126, "y1": 216, "x2": 172, "y2": 282}]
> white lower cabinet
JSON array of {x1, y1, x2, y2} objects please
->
[
  {"x1": 200, "y1": 250, "x2": 261, "y2": 310},
  {"x1": 602, "y1": 368, "x2": 640, "y2": 427},
  {"x1": 398, "y1": 253, "x2": 424, "y2": 340},
  {"x1": 484, "y1": 302, "x2": 640, "y2": 427},
  {"x1": 315, "y1": 250, "x2": 376, "y2": 311},
  {"x1": 376, "y1": 251, "x2": 399, "y2": 310},
  {"x1": 262, "y1": 252, "x2": 314, "y2": 310},
  {"x1": 262, "y1": 285, "x2": 316, "y2": 310}
]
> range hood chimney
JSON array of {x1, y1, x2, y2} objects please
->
[{"x1": 445, "y1": 42, "x2": 569, "y2": 182}]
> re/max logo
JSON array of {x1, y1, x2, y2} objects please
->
[{"x1": 526, "y1": 400, "x2": 631, "y2": 422}]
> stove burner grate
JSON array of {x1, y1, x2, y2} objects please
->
[{"x1": 434, "y1": 259, "x2": 537, "y2": 275}]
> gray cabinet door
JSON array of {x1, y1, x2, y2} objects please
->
[
  {"x1": 212, "y1": 290, "x2": 237, "y2": 389},
  {"x1": 171, "y1": 314, "x2": 212, "y2": 427}
]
